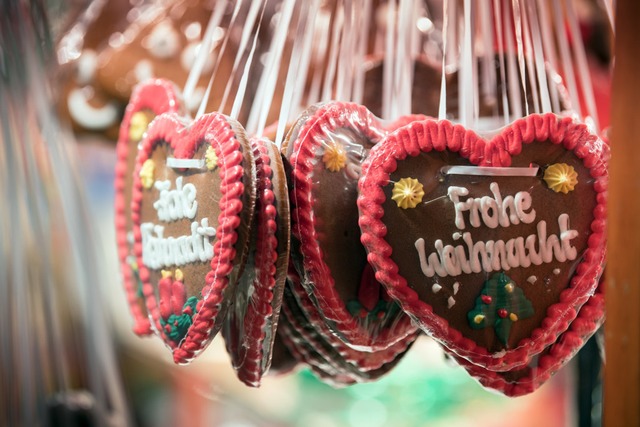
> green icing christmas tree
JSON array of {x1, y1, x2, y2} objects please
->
[{"x1": 467, "y1": 272, "x2": 534, "y2": 347}]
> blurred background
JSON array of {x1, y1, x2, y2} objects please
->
[{"x1": 0, "y1": 0, "x2": 612, "y2": 425}]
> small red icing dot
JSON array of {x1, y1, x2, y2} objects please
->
[
  {"x1": 481, "y1": 295, "x2": 492, "y2": 304},
  {"x1": 359, "y1": 309, "x2": 368, "y2": 318},
  {"x1": 498, "y1": 309, "x2": 508, "y2": 318}
]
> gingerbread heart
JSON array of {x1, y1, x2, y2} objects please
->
[
  {"x1": 222, "y1": 137, "x2": 290, "y2": 387},
  {"x1": 358, "y1": 113, "x2": 607, "y2": 370},
  {"x1": 284, "y1": 265, "x2": 417, "y2": 377},
  {"x1": 115, "y1": 79, "x2": 184, "y2": 336},
  {"x1": 131, "y1": 111, "x2": 256, "y2": 363},
  {"x1": 283, "y1": 102, "x2": 418, "y2": 351},
  {"x1": 453, "y1": 278, "x2": 604, "y2": 396}
]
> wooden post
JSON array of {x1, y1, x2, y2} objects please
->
[{"x1": 605, "y1": 0, "x2": 640, "y2": 425}]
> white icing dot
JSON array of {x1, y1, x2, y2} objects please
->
[
  {"x1": 447, "y1": 297, "x2": 456, "y2": 308},
  {"x1": 452, "y1": 232, "x2": 462, "y2": 240},
  {"x1": 553, "y1": 268, "x2": 561, "y2": 275},
  {"x1": 144, "y1": 22, "x2": 180, "y2": 59},
  {"x1": 432, "y1": 284, "x2": 442, "y2": 293},
  {"x1": 527, "y1": 276, "x2": 537, "y2": 284},
  {"x1": 453, "y1": 282, "x2": 460, "y2": 295}
]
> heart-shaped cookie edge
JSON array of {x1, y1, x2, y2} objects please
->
[
  {"x1": 132, "y1": 111, "x2": 256, "y2": 364},
  {"x1": 223, "y1": 137, "x2": 290, "y2": 387},
  {"x1": 114, "y1": 78, "x2": 183, "y2": 336},
  {"x1": 358, "y1": 113, "x2": 607, "y2": 370},
  {"x1": 287, "y1": 101, "x2": 418, "y2": 350}
]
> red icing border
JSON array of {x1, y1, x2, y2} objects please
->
[
  {"x1": 114, "y1": 79, "x2": 183, "y2": 336},
  {"x1": 358, "y1": 113, "x2": 608, "y2": 370},
  {"x1": 455, "y1": 281, "x2": 605, "y2": 396},
  {"x1": 288, "y1": 101, "x2": 417, "y2": 350},
  {"x1": 132, "y1": 112, "x2": 248, "y2": 364},
  {"x1": 231, "y1": 138, "x2": 288, "y2": 387}
]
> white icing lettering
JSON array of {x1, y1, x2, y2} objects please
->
[
  {"x1": 414, "y1": 216, "x2": 578, "y2": 278},
  {"x1": 141, "y1": 218, "x2": 216, "y2": 269},
  {"x1": 153, "y1": 177, "x2": 198, "y2": 222},
  {"x1": 447, "y1": 183, "x2": 536, "y2": 230}
]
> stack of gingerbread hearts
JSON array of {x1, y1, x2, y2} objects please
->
[
  {"x1": 115, "y1": 79, "x2": 291, "y2": 387},
  {"x1": 115, "y1": 79, "x2": 607, "y2": 394},
  {"x1": 357, "y1": 114, "x2": 608, "y2": 396}
]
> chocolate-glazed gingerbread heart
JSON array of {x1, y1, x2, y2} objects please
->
[
  {"x1": 283, "y1": 101, "x2": 417, "y2": 351},
  {"x1": 358, "y1": 114, "x2": 607, "y2": 370},
  {"x1": 222, "y1": 137, "x2": 290, "y2": 387},
  {"x1": 453, "y1": 277, "x2": 604, "y2": 396},
  {"x1": 115, "y1": 79, "x2": 184, "y2": 336},
  {"x1": 132, "y1": 111, "x2": 255, "y2": 363}
]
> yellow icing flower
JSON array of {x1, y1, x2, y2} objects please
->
[
  {"x1": 129, "y1": 111, "x2": 154, "y2": 142},
  {"x1": 509, "y1": 313, "x2": 519, "y2": 322},
  {"x1": 544, "y1": 163, "x2": 578, "y2": 194},
  {"x1": 473, "y1": 314, "x2": 485, "y2": 324},
  {"x1": 175, "y1": 268, "x2": 184, "y2": 282},
  {"x1": 161, "y1": 270, "x2": 173, "y2": 279},
  {"x1": 322, "y1": 142, "x2": 347, "y2": 172},
  {"x1": 391, "y1": 177, "x2": 424, "y2": 209},
  {"x1": 139, "y1": 159, "x2": 155, "y2": 189},
  {"x1": 205, "y1": 146, "x2": 218, "y2": 170}
]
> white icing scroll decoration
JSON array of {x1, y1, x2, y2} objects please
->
[
  {"x1": 166, "y1": 157, "x2": 206, "y2": 170},
  {"x1": 441, "y1": 165, "x2": 539, "y2": 177}
]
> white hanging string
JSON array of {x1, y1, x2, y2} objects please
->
[
  {"x1": 552, "y1": 0, "x2": 582, "y2": 116},
  {"x1": 437, "y1": 0, "x2": 449, "y2": 120},
  {"x1": 218, "y1": 0, "x2": 267, "y2": 116},
  {"x1": 565, "y1": 0, "x2": 600, "y2": 131},
  {"x1": 602, "y1": 0, "x2": 615, "y2": 31},
  {"x1": 196, "y1": 0, "x2": 246, "y2": 119},
  {"x1": 305, "y1": 10, "x2": 330, "y2": 106},
  {"x1": 382, "y1": 0, "x2": 396, "y2": 120},
  {"x1": 511, "y1": 0, "x2": 530, "y2": 116},
  {"x1": 493, "y1": 0, "x2": 510, "y2": 124},
  {"x1": 395, "y1": 0, "x2": 414, "y2": 118},
  {"x1": 321, "y1": 5, "x2": 345, "y2": 103},
  {"x1": 275, "y1": 0, "x2": 321, "y2": 147},
  {"x1": 503, "y1": 0, "x2": 523, "y2": 119},
  {"x1": 459, "y1": 0, "x2": 474, "y2": 126},
  {"x1": 519, "y1": 0, "x2": 542, "y2": 113},
  {"x1": 525, "y1": 1, "x2": 552, "y2": 113},
  {"x1": 335, "y1": 0, "x2": 353, "y2": 102},
  {"x1": 535, "y1": 0, "x2": 561, "y2": 112},
  {"x1": 351, "y1": 0, "x2": 373, "y2": 105},
  {"x1": 183, "y1": 0, "x2": 229, "y2": 109},
  {"x1": 246, "y1": 0, "x2": 297, "y2": 135},
  {"x1": 479, "y1": 0, "x2": 497, "y2": 114}
]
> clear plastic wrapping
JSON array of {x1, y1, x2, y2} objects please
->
[
  {"x1": 282, "y1": 101, "x2": 421, "y2": 352},
  {"x1": 358, "y1": 112, "x2": 607, "y2": 375}
]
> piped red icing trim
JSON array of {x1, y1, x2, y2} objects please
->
[
  {"x1": 114, "y1": 79, "x2": 182, "y2": 336},
  {"x1": 234, "y1": 138, "x2": 287, "y2": 387},
  {"x1": 132, "y1": 112, "x2": 247, "y2": 364},
  {"x1": 288, "y1": 101, "x2": 417, "y2": 350},
  {"x1": 358, "y1": 113, "x2": 607, "y2": 371},
  {"x1": 456, "y1": 282, "x2": 604, "y2": 396}
]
